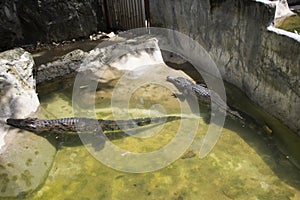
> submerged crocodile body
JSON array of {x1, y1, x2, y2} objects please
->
[
  {"x1": 6, "y1": 116, "x2": 181, "y2": 135},
  {"x1": 166, "y1": 76, "x2": 243, "y2": 119}
]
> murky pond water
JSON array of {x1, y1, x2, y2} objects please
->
[{"x1": 25, "y1": 74, "x2": 300, "y2": 200}]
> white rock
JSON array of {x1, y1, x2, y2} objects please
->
[
  {"x1": 0, "y1": 48, "x2": 56, "y2": 198},
  {"x1": 0, "y1": 48, "x2": 39, "y2": 148},
  {"x1": 275, "y1": 0, "x2": 296, "y2": 19}
]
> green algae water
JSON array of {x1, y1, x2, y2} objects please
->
[{"x1": 28, "y1": 79, "x2": 300, "y2": 200}]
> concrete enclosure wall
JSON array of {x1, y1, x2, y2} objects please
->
[{"x1": 150, "y1": 0, "x2": 300, "y2": 135}]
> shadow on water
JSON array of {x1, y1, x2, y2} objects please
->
[
  {"x1": 209, "y1": 113, "x2": 300, "y2": 192},
  {"x1": 30, "y1": 40, "x2": 102, "y2": 66}
]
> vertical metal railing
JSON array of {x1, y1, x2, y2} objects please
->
[{"x1": 104, "y1": 0, "x2": 150, "y2": 30}]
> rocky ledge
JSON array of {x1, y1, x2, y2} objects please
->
[{"x1": 0, "y1": 48, "x2": 56, "y2": 198}]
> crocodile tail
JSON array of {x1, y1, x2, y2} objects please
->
[{"x1": 102, "y1": 116, "x2": 182, "y2": 132}]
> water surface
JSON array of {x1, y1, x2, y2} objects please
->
[{"x1": 28, "y1": 80, "x2": 300, "y2": 200}]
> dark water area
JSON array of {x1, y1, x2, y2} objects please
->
[{"x1": 30, "y1": 39, "x2": 101, "y2": 66}]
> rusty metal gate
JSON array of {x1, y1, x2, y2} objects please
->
[{"x1": 104, "y1": 0, "x2": 150, "y2": 30}]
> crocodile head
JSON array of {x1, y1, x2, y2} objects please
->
[
  {"x1": 166, "y1": 76, "x2": 194, "y2": 92},
  {"x1": 7, "y1": 117, "x2": 39, "y2": 132}
]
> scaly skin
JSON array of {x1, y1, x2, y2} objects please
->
[
  {"x1": 166, "y1": 76, "x2": 243, "y2": 119},
  {"x1": 6, "y1": 116, "x2": 181, "y2": 134}
]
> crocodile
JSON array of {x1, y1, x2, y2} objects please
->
[
  {"x1": 166, "y1": 76, "x2": 243, "y2": 119},
  {"x1": 6, "y1": 116, "x2": 181, "y2": 135}
]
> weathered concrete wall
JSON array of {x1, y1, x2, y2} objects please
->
[
  {"x1": 150, "y1": 0, "x2": 300, "y2": 135},
  {"x1": 0, "y1": 0, "x2": 107, "y2": 50}
]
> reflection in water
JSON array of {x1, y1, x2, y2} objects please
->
[{"x1": 32, "y1": 80, "x2": 300, "y2": 199}]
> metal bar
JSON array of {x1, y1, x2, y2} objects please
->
[
  {"x1": 104, "y1": 0, "x2": 150, "y2": 30},
  {"x1": 120, "y1": 0, "x2": 126, "y2": 29},
  {"x1": 116, "y1": 0, "x2": 120, "y2": 28},
  {"x1": 144, "y1": 0, "x2": 150, "y2": 27},
  {"x1": 115, "y1": 0, "x2": 121, "y2": 28},
  {"x1": 133, "y1": 0, "x2": 138, "y2": 28},
  {"x1": 128, "y1": 0, "x2": 133, "y2": 29},
  {"x1": 141, "y1": 0, "x2": 146, "y2": 27},
  {"x1": 124, "y1": 0, "x2": 129, "y2": 29},
  {"x1": 103, "y1": 0, "x2": 111, "y2": 29},
  {"x1": 137, "y1": 0, "x2": 142, "y2": 27},
  {"x1": 132, "y1": 0, "x2": 136, "y2": 28},
  {"x1": 136, "y1": 0, "x2": 141, "y2": 27},
  {"x1": 138, "y1": 0, "x2": 144, "y2": 27},
  {"x1": 109, "y1": 0, "x2": 115, "y2": 28}
]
